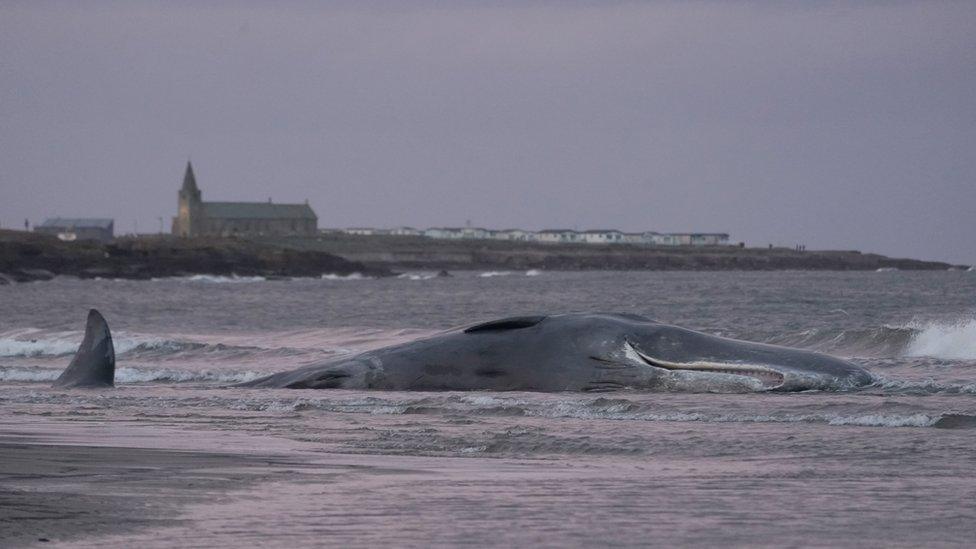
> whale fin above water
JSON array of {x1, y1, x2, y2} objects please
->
[{"x1": 52, "y1": 309, "x2": 116, "y2": 389}]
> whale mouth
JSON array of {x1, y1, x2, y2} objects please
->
[{"x1": 626, "y1": 342, "x2": 786, "y2": 389}]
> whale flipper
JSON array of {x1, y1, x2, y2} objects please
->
[{"x1": 53, "y1": 309, "x2": 116, "y2": 388}]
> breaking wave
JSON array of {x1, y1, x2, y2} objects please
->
[
  {"x1": 203, "y1": 393, "x2": 963, "y2": 428},
  {"x1": 479, "y1": 270, "x2": 543, "y2": 278},
  {"x1": 176, "y1": 274, "x2": 268, "y2": 283},
  {"x1": 0, "y1": 365, "x2": 262, "y2": 383},
  {"x1": 0, "y1": 337, "x2": 80, "y2": 358},
  {"x1": 398, "y1": 273, "x2": 436, "y2": 281},
  {"x1": 2, "y1": 384, "x2": 967, "y2": 429},
  {"x1": 114, "y1": 368, "x2": 262, "y2": 383},
  {"x1": 188, "y1": 274, "x2": 266, "y2": 283},
  {"x1": 769, "y1": 316, "x2": 976, "y2": 360},
  {"x1": 0, "y1": 326, "x2": 431, "y2": 363},
  {"x1": 321, "y1": 272, "x2": 371, "y2": 281},
  {"x1": 768, "y1": 325, "x2": 914, "y2": 357},
  {"x1": 905, "y1": 318, "x2": 976, "y2": 360},
  {"x1": 0, "y1": 332, "x2": 192, "y2": 358},
  {"x1": 478, "y1": 271, "x2": 513, "y2": 278},
  {"x1": 873, "y1": 376, "x2": 976, "y2": 395}
]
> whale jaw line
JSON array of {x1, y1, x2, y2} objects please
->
[{"x1": 625, "y1": 341, "x2": 786, "y2": 390}]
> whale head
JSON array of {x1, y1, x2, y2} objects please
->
[{"x1": 557, "y1": 313, "x2": 874, "y2": 392}]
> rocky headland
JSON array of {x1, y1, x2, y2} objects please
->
[
  {"x1": 0, "y1": 230, "x2": 967, "y2": 284},
  {"x1": 0, "y1": 230, "x2": 388, "y2": 284},
  {"x1": 258, "y1": 234, "x2": 968, "y2": 273}
]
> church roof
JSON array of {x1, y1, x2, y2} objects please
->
[
  {"x1": 201, "y1": 201, "x2": 317, "y2": 220},
  {"x1": 182, "y1": 161, "x2": 199, "y2": 191}
]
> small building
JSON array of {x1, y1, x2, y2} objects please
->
[
  {"x1": 644, "y1": 232, "x2": 674, "y2": 246},
  {"x1": 580, "y1": 230, "x2": 625, "y2": 244},
  {"x1": 666, "y1": 234, "x2": 686, "y2": 246},
  {"x1": 460, "y1": 227, "x2": 491, "y2": 240},
  {"x1": 425, "y1": 227, "x2": 492, "y2": 240},
  {"x1": 390, "y1": 226, "x2": 423, "y2": 236},
  {"x1": 343, "y1": 227, "x2": 381, "y2": 236},
  {"x1": 495, "y1": 229, "x2": 535, "y2": 242},
  {"x1": 172, "y1": 162, "x2": 317, "y2": 237},
  {"x1": 317, "y1": 224, "x2": 731, "y2": 246},
  {"x1": 621, "y1": 232, "x2": 647, "y2": 245},
  {"x1": 536, "y1": 229, "x2": 581, "y2": 243},
  {"x1": 424, "y1": 227, "x2": 464, "y2": 239},
  {"x1": 638, "y1": 232, "x2": 660, "y2": 245},
  {"x1": 690, "y1": 233, "x2": 730, "y2": 246},
  {"x1": 652, "y1": 233, "x2": 730, "y2": 246},
  {"x1": 36, "y1": 218, "x2": 114, "y2": 243}
]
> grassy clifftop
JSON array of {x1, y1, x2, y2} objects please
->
[
  {"x1": 258, "y1": 234, "x2": 967, "y2": 272},
  {"x1": 0, "y1": 230, "x2": 388, "y2": 283}
]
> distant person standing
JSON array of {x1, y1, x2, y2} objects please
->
[{"x1": 24, "y1": 218, "x2": 29, "y2": 231}]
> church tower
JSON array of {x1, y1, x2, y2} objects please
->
[{"x1": 174, "y1": 161, "x2": 202, "y2": 236}]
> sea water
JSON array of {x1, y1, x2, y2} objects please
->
[{"x1": 1, "y1": 271, "x2": 975, "y2": 546}]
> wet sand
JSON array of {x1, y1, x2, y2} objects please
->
[
  {"x1": 2, "y1": 406, "x2": 975, "y2": 548},
  {"x1": 0, "y1": 420, "x2": 428, "y2": 548},
  {"x1": 1, "y1": 440, "x2": 281, "y2": 546}
]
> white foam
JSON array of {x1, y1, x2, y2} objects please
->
[
  {"x1": 321, "y1": 272, "x2": 371, "y2": 280},
  {"x1": 397, "y1": 273, "x2": 435, "y2": 281},
  {"x1": 875, "y1": 376, "x2": 976, "y2": 395},
  {"x1": 523, "y1": 403, "x2": 939, "y2": 428},
  {"x1": 478, "y1": 271, "x2": 512, "y2": 278},
  {"x1": 875, "y1": 267, "x2": 899, "y2": 272},
  {"x1": 0, "y1": 337, "x2": 79, "y2": 358},
  {"x1": 825, "y1": 414, "x2": 936, "y2": 428},
  {"x1": 0, "y1": 331, "x2": 183, "y2": 358},
  {"x1": 0, "y1": 367, "x2": 60, "y2": 381},
  {"x1": 115, "y1": 367, "x2": 263, "y2": 383},
  {"x1": 0, "y1": 366, "x2": 262, "y2": 383},
  {"x1": 905, "y1": 318, "x2": 976, "y2": 360},
  {"x1": 188, "y1": 274, "x2": 267, "y2": 283},
  {"x1": 525, "y1": 269, "x2": 543, "y2": 276},
  {"x1": 459, "y1": 395, "x2": 511, "y2": 406}
]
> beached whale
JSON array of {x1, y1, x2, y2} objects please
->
[
  {"x1": 52, "y1": 309, "x2": 115, "y2": 388},
  {"x1": 51, "y1": 311, "x2": 872, "y2": 392},
  {"x1": 242, "y1": 313, "x2": 873, "y2": 392}
]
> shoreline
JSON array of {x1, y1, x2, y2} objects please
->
[
  {"x1": 1, "y1": 230, "x2": 968, "y2": 284},
  {"x1": 259, "y1": 234, "x2": 969, "y2": 273},
  {"x1": 0, "y1": 230, "x2": 391, "y2": 284}
]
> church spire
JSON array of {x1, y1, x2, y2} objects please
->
[{"x1": 182, "y1": 161, "x2": 199, "y2": 192}]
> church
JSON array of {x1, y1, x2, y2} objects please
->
[{"x1": 171, "y1": 162, "x2": 318, "y2": 237}]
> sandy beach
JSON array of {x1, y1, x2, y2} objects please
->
[{"x1": 3, "y1": 387, "x2": 975, "y2": 548}]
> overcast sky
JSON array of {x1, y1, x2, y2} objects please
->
[{"x1": 2, "y1": 1, "x2": 973, "y2": 264}]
